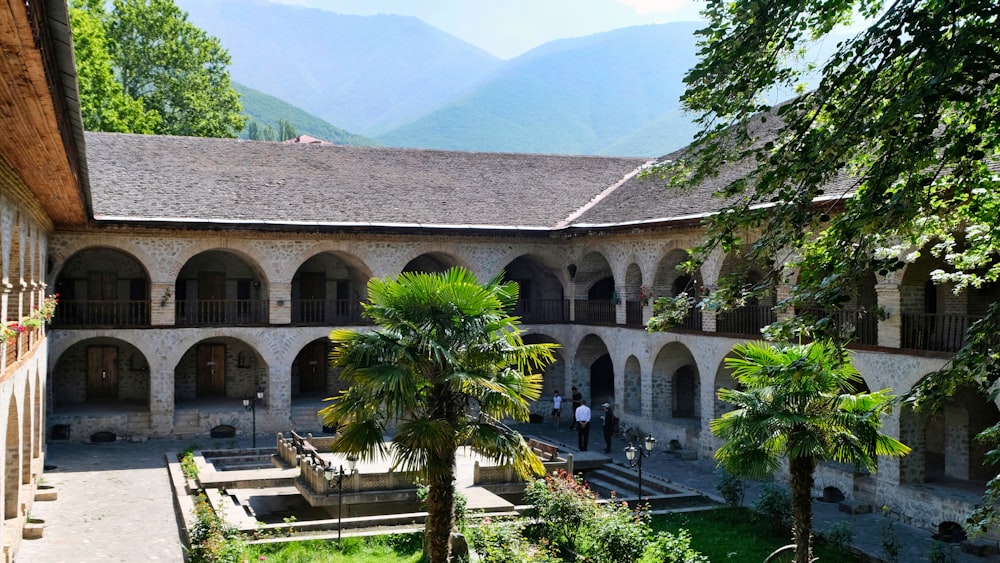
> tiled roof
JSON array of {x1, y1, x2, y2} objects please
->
[{"x1": 84, "y1": 132, "x2": 649, "y2": 230}]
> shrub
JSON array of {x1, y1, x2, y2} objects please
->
[
  {"x1": 179, "y1": 447, "x2": 199, "y2": 480},
  {"x1": 640, "y1": 529, "x2": 710, "y2": 563},
  {"x1": 187, "y1": 492, "x2": 244, "y2": 563},
  {"x1": 590, "y1": 500, "x2": 651, "y2": 563},
  {"x1": 716, "y1": 470, "x2": 745, "y2": 508},
  {"x1": 752, "y1": 483, "x2": 791, "y2": 531},
  {"x1": 416, "y1": 481, "x2": 469, "y2": 526},
  {"x1": 523, "y1": 469, "x2": 600, "y2": 550},
  {"x1": 825, "y1": 521, "x2": 854, "y2": 555}
]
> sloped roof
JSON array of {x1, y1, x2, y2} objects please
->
[{"x1": 85, "y1": 132, "x2": 649, "y2": 230}]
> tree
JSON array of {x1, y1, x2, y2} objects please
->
[
  {"x1": 74, "y1": 0, "x2": 245, "y2": 137},
  {"x1": 69, "y1": 0, "x2": 159, "y2": 133},
  {"x1": 711, "y1": 340, "x2": 909, "y2": 563},
  {"x1": 648, "y1": 0, "x2": 1000, "y2": 528},
  {"x1": 319, "y1": 267, "x2": 556, "y2": 563}
]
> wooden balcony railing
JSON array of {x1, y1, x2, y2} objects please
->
[
  {"x1": 901, "y1": 313, "x2": 980, "y2": 353},
  {"x1": 677, "y1": 307, "x2": 703, "y2": 331},
  {"x1": 798, "y1": 308, "x2": 879, "y2": 346},
  {"x1": 511, "y1": 299, "x2": 570, "y2": 324},
  {"x1": 291, "y1": 299, "x2": 367, "y2": 325},
  {"x1": 175, "y1": 299, "x2": 269, "y2": 326},
  {"x1": 625, "y1": 300, "x2": 643, "y2": 327},
  {"x1": 51, "y1": 300, "x2": 150, "y2": 328},
  {"x1": 717, "y1": 305, "x2": 776, "y2": 336},
  {"x1": 574, "y1": 299, "x2": 616, "y2": 325}
]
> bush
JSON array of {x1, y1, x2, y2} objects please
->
[
  {"x1": 590, "y1": 500, "x2": 651, "y2": 563},
  {"x1": 187, "y1": 492, "x2": 244, "y2": 563},
  {"x1": 470, "y1": 517, "x2": 559, "y2": 563},
  {"x1": 523, "y1": 469, "x2": 599, "y2": 550},
  {"x1": 415, "y1": 481, "x2": 468, "y2": 526},
  {"x1": 716, "y1": 470, "x2": 745, "y2": 508},
  {"x1": 752, "y1": 483, "x2": 791, "y2": 531},
  {"x1": 640, "y1": 529, "x2": 710, "y2": 563}
]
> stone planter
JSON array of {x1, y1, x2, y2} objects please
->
[
  {"x1": 35, "y1": 484, "x2": 58, "y2": 501},
  {"x1": 23, "y1": 518, "x2": 45, "y2": 539}
]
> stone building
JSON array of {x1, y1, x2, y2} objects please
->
[{"x1": 2, "y1": 2, "x2": 998, "y2": 554}]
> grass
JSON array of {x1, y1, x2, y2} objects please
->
[
  {"x1": 652, "y1": 508, "x2": 867, "y2": 562},
  {"x1": 240, "y1": 535, "x2": 424, "y2": 563}
]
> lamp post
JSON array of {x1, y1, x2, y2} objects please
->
[
  {"x1": 324, "y1": 457, "x2": 358, "y2": 544},
  {"x1": 624, "y1": 434, "x2": 656, "y2": 506},
  {"x1": 242, "y1": 389, "x2": 265, "y2": 448}
]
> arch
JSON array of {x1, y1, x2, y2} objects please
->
[
  {"x1": 402, "y1": 252, "x2": 463, "y2": 274},
  {"x1": 573, "y1": 334, "x2": 611, "y2": 405},
  {"x1": 291, "y1": 251, "x2": 373, "y2": 325},
  {"x1": 623, "y1": 263, "x2": 643, "y2": 301},
  {"x1": 33, "y1": 369, "x2": 42, "y2": 459},
  {"x1": 501, "y1": 254, "x2": 566, "y2": 323},
  {"x1": 651, "y1": 342, "x2": 699, "y2": 423},
  {"x1": 589, "y1": 354, "x2": 614, "y2": 408},
  {"x1": 622, "y1": 355, "x2": 641, "y2": 416},
  {"x1": 175, "y1": 337, "x2": 266, "y2": 404},
  {"x1": 291, "y1": 338, "x2": 342, "y2": 399},
  {"x1": 522, "y1": 333, "x2": 566, "y2": 399},
  {"x1": 4, "y1": 396, "x2": 19, "y2": 519},
  {"x1": 21, "y1": 385, "x2": 30, "y2": 484},
  {"x1": 51, "y1": 338, "x2": 152, "y2": 413},
  {"x1": 716, "y1": 251, "x2": 776, "y2": 335},
  {"x1": 175, "y1": 249, "x2": 269, "y2": 325},
  {"x1": 53, "y1": 246, "x2": 152, "y2": 327},
  {"x1": 46, "y1": 238, "x2": 157, "y2": 285},
  {"x1": 712, "y1": 352, "x2": 743, "y2": 420}
]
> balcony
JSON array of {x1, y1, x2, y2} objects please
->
[
  {"x1": 625, "y1": 300, "x2": 643, "y2": 327},
  {"x1": 291, "y1": 299, "x2": 366, "y2": 325},
  {"x1": 175, "y1": 299, "x2": 268, "y2": 326},
  {"x1": 798, "y1": 308, "x2": 879, "y2": 346},
  {"x1": 512, "y1": 299, "x2": 570, "y2": 324},
  {"x1": 901, "y1": 313, "x2": 981, "y2": 353},
  {"x1": 717, "y1": 305, "x2": 776, "y2": 336},
  {"x1": 51, "y1": 300, "x2": 150, "y2": 328},
  {"x1": 574, "y1": 299, "x2": 616, "y2": 325}
]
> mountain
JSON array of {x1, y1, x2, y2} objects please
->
[
  {"x1": 377, "y1": 23, "x2": 702, "y2": 157},
  {"x1": 174, "y1": 0, "x2": 503, "y2": 136},
  {"x1": 235, "y1": 82, "x2": 378, "y2": 146}
]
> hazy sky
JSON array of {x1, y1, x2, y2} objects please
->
[{"x1": 267, "y1": 0, "x2": 705, "y2": 59}]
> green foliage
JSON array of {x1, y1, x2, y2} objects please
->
[
  {"x1": 824, "y1": 521, "x2": 855, "y2": 557},
  {"x1": 178, "y1": 447, "x2": 198, "y2": 480},
  {"x1": 715, "y1": 470, "x2": 745, "y2": 508},
  {"x1": 73, "y1": 0, "x2": 244, "y2": 137},
  {"x1": 320, "y1": 267, "x2": 557, "y2": 563},
  {"x1": 416, "y1": 481, "x2": 468, "y2": 525},
  {"x1": 523, "y1": 469, "x2": 600, "y2": 550},
  {"x1": 470, "y1": 517, "x2": 559, "y2": 563},
  {"x1": 646, "y1": 293, "x2": 696, "y2": 332},
  {"x1": 242, "y1": 536, "x2": 424, "y2": 563},
  {"x1": 639, "y1": 529, "x2": 709, "y2": 563},
  {"x1": 187, "y1": 492, "x2": 244, "y2": 563},
  {"x1": 590, "y1": 499, "x2": 651, "y2": 563},
  {"x1": 880, "y1": 506, "x2": 902, "y2": 563},
  {"x1": 752, "y1": 483, "x2": 792, "y2": 532}
]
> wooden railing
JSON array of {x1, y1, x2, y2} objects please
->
[
  {"x1": 175, "y1": 299, "x2": 269, "y2": 326},
  {"x1": 901, "y1": 313, "x2": 980, "y2": 353},
  {"x1": 797, "y1": 308, "x2": 879, "y2": 346},
  {"x1": 717, "y1": 305, "x2": 776, "y2": 336},
  {"x1": 292, "y1": 299, "x2": 367, "y2": 325},
  {"x1": 51, "y1": 300, "x2": 150, "y2": 327},
  {"x1": 625, "y1": 300, "x2": 643, "y2": 327},
  {"x1": 574, "y1": 299, "x2": 616, "y2": 325},
  {"x1": 511, "y1": 299, "x2": 570, "y2": 324}
]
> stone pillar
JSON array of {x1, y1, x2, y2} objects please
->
[
  {"x1": 702, "y1": 310, "x2": 717, "y2": 332},
  {"x1": 150, "y1": 282, "x2": 175, "y2": 326},
  {"x1": 775, "y1": 282, "x2": 794, "y2": 322},
  {"x1": 876, "y1": 284, "x2": 901, "y2": 348},
  {"x1": 269, "y1": 282, "x2": 291, "y2": 324},
  {"x1": 148, "y1": 367, "x2": 175, "y2": 437},
  {"x1": 265, "y1": 364, "x2": 292, "y2": 432}
]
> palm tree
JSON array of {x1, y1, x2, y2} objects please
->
[
  {"x1": 711, "y1": 340, "x2": 909, "y2": 563},
  {"x1": 319, "y1": 267, "x2": 557, "y2": 563}
]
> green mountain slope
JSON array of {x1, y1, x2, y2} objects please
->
[
  {"x1": 377, "y1": 23, "x2": 703, "y2": 157},
  {"x1": 235, "y1": 83, "x2": 377, "y2": 146}
]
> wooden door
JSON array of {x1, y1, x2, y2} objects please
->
[
  {"x1": 299, "y1": 341, "x2": 327, "y2": 393},
  {"x1": 300, "y1": 272, "x2": 325, "y2": 322},
  {"x1": 87, "y1": 346, "x2": 118, "y2": 400},
  {"x1": 198, "y1": 272, "x2": 226, "y2": 323},
  {"x1": 197, "y1": 344, "x2": 226, "y2": 396},
  {"x1": 88, "y1": 271, "x2": 117, "y2": 324}
]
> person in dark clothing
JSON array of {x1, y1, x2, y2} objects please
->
[
  {"x1": 570, "y1": 386, "x2": 583, "y2": 429},
  {"x1": 602, "y1": 403, "x2": 617, "y2": 453},
  {"x1": 575, "y1": 399, "x2": 591, "y2": 451}
]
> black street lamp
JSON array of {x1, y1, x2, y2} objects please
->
[
  {"x1": 242, "y1": 389, "x2": 265, "y2": 448},
  {"x1": 624, "y1": 434, "x2": 656, "y2": 506},
  {"x1": 324, "y1": 457, "x2": 358, "y2": 543}
]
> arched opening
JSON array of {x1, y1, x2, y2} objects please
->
[
  {"x1": 795, "y1": 270, "x2": 879, "y2": 346},
  {"x1": 572, "y1": 335, "x2": 611, "y2": 406},
  {"x1": 21, "y1": 386, "x2": 30, "y2": 485},
  {"x1": 655, "y1": 249, "x2": 704, "y2": 330},
  {"x1": 716, "y1": 252, "x2": 775, "y2": 336},
  {"x1": 502, "y1": 254, "x2": 566, "y2": 323},
  {"x1": 402, "y1": 252, "x2": 460, "y2": 274},
  {"x1": 291, "y1": 251, "x2": 371, "y2": 325},
  {"x1": 651, "y1": 342, "x2": 699, "y2": 424},
  {"x1": 623, "y1": 263, "x2": 644, "y2": 326},
  {"x1": 574, "y1": 252, "x2": 615, "y2": 324},
  {"x1": 622, "y1": 356, "x2": 641, "y2": 416},
  {"x1": 523, "y1": 333, "x2": 566, "y2": 420},
  {"x1": 175, "y1": 250, "x2": 268, "y2": 326},
  {"x1": 174, "y1": 337, "x2": 265, "y2": 405},
  {"x1": 4, "y1": 398, "x2": 20, "y2": 520},
  {"x1": 33, "y1": 370, "x2": 42, "y2": 459},
  {"x1": 52, "y1": 247, "x2": 151, "y2": 327},
  {"x1": 52, "y1": 338, "x2": 151, "y2": 416},
  {"x1": 672, "y1": 365, "x2": 698, "y2": 418},
  {"x1": 589, "y1": 354, "x2": 614, "y2": 407}
]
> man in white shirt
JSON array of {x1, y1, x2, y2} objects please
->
[
  {"x1": 552, "y1": 391, "x2": 562, "y2": 427},
  {"x1": 575, "y1": 399, "x2": 591, "y2": 451}
]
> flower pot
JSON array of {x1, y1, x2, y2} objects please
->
[
  {"x1": 23, "y1": 518, "x2": 45, "y2": 539},
  {"x1": 35, "y1": 484, "x2": 58, "y2": 501}
]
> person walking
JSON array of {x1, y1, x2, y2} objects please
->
[
  {"x1": 552, "y1": 391, "x2": 562, "y2": 427},
  {"x1": 575, "y1": 399, "x2": 591, "y2": 451},
  {"x1": 570, "y1": 386, "x2": 583, "y2": 429},
  {"x1": 601, "y1": 403, "x2": 618, "y2": 453}
]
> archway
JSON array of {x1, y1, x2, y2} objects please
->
[
  {"x1": 574, "y1": 252, "x2": 615, "y2": 324},
  {"x1": 52, "y1": 338, "x2": 151, "y2": 414},
  {"x1": 291, "y1": 251, "x2": 371, "y2": 325},
  {"x1": 716, "y1": 252, "x2": 775, "y2": 335},
  {"x1": 402, "y1": 252, "x2": 460, "y2": 274},
  {"x1": 501, "y1": 254, "x2": 566, "y2": 323},
  {"x1": 651, "y1": 342, "x2": 700, "y2": 423},
  {"x1": 174, "y1": 337, "x2": 265, "y2": 405},
  {"x1": 52, "y1": 247, "x2": 151, "y2": 327},
  {"x1": 622, "y1": 356, "x2": 641, "y2": 416},
  {"x1": 4, "y1": 398, "x2": 19, "y2": 520},
  {"x1": 572, "y1": 335, "x2": 612, "y2": 406},
  {"x1": 175, "y1": 250, "x2": 268, "y2": 325}
]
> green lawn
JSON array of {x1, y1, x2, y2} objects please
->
[
  {"x1": 241, "y1": 536, "x2": 424, "y2": 563},
  {"x1": 652, "y1": 508, "x2": 866, "y2": 562}
]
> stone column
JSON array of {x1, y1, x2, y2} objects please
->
[
  {"x1": 876, "y1": 284, "x2": 901, "y2": 348},
  {"x1": 148, "y1": 367, "x2": 175, "y2": 437},
  {"x1": 269, "y1": 282, "x2": 291, "y2": 325},
  {"x1": 150, "y1": 282, "x2": 175, "y2": 326},
  {"x1": 775, "y1": 282, "x2": 794, "y2": 322},
  {"x1": 265, "y1": 364, "x2": 292, "y2": 432}
]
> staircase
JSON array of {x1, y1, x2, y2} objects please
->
[{"x1": 583, "y1": 463, "x2": 717, "y2": 513}]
